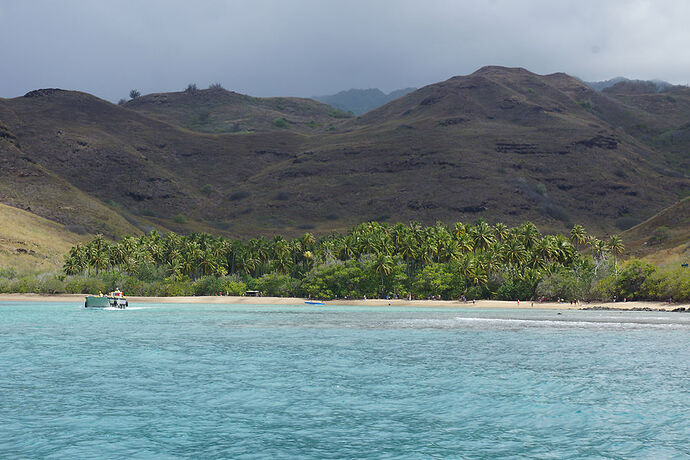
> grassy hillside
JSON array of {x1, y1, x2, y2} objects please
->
[
  {"x1": 124, "y1": 87, "x2": 352, "y2": 134},
  {"x1": 0, "y1": 67, "x2": 688, "y2": 244},
  {"x1": 622, "y1": 197, "x2": 690, "y2": 266},
  {"x1": 0, "y1": 203, "x2": 89, "y2": 271}
]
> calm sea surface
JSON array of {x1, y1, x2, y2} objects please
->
[{"x1": 1, "y1": 302, "x2": 689, "y2": 459}]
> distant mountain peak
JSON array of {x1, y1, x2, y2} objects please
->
[
  {"x1": 472, "y1": 65, "x2": 533, "y2": 76},
  {"x1": 581, "y1": 77, "x2": 675, "y2": 93},
  {"x1": 313, "y1": 87, "x2": 416, "y2": 115}
]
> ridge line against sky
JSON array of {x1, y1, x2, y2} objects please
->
[{"x1": 1, "y1": 0, "x2": 689, "y2": 102}]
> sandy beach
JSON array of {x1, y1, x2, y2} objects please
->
[{"x1": 0, "y1": 293, "x2": 687, "y2": 311}]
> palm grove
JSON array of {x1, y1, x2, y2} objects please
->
[{"x1": 28, "y1": 220, "x2": 682, "y2": 302}]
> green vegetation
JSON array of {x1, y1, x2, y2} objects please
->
[
  {"x1": 272, "y1": 117, "x2": 289, "y2": 128},
  {"x1": 577, "y1": 99, "x2": 592, "y2": 110},
  {"x1": 9, "y1": 221, "x2": 671, "y2": 302},
  {"x1": 228, "y1": 191, "x2": 250, "y2": 201},
  {"x1": 201, "y1": 184, "x2": 214, "y2": 196},
  {"x1": 129, "y1": 89, "x2": 141, "y2": 100},
  {"x1": 327, "y1": 108, "x2": 351, "y2": 119}
]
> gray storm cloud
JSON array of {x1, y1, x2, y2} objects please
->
[{"x1": 1, "y1": 0, "x2": 689, "y2": 101}]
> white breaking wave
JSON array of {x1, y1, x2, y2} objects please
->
[{"x1": 397, "y1": 316, "x2": 690, "y2": 330}]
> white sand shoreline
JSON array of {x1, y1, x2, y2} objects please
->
[{"x1": 0, "y1": 293, "x2": 688, "y2": 311}]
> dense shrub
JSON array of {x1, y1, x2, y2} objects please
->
[
  {"x1": 272, "y1": 118, "x2": 289, "y2": 128},
  {"x1": 642, "y1": 267, "x2": 690, "y2": 301},
  {"x1": 592, "y1": 259, "x2": 660, "y2": 301},
  {"x1": 162, "y1": 281, "x2": 194, "y2": 297},
  {"x1": 412, "y1": 263, "x2": 459, "y2": 299},
  {"x1": 537, "y1": 262, "x2": 596, "y2": 301},
  {"x1": 193, "y1": 276, "x2": 226, "y2": 296},
  {"x1": 252, "y1": 273, "x2": 301, "y2": 297},
  {"x1": 537, "y1": 271, "x2": 587, "y2": 301},
  {"x1": 64, "y1": 276, "x2": 107, "y2": 295},
  {"x1": 228, "y1": 191, "x2": 250, "y2": 201},
  {"x1": 495, "y1": 276, "x2": 536, "y2": 301},
  {"x1": 222, "y1": 279, "x2": 247, "y2": 296},
  {"x1": 302, "y1": 260, "x2": 374, "y2": 299},
  {"x1": 37, "y1": 273, "x2": 65, "y2": 294}
]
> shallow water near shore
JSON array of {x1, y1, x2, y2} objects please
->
[{"x1": 1, "y1": 302, "x2": 689, "y2": 458}]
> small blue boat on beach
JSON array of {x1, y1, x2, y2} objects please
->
[{"x1": 305, "y1": 301, "x2": 325, "y2": 306}]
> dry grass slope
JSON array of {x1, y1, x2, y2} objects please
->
[
  {"x1": 622, "y1": 197, "x2": 690, "y2": 267},
  {"x1": 0, "y1": 203, "x2": 89, "y2": 271}
]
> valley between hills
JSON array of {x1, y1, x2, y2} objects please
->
[{"x1": 0, "y1": 66, "x2": 688, "y2": 269}]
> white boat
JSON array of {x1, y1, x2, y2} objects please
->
[{"x1": 84, "y1": 289, "x2": 128, "y2": 309}]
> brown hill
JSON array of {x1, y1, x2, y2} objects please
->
[
  {"x1": 0, "y1": 89, "x2": 307, "y2": 236},
  {"x1": 124, "y1": 87, "x2": 352, "y2": 134},
  {"x1": 254, "y1": 66, "x2": 683, "y2": 231},
  {"x1": 600, "y1": 81, "x2": 690, "y2": 175},
  {"x1": 0, "y1": 67, "x2": 688, "y2": 243}
]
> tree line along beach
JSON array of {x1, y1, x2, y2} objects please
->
[{"x1": 2, "y1": 220, "x2": 688, "y2": 304}]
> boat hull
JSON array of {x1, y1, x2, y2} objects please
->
[
  {"x1": 84, "y1": 296, "x2": 128, "y2": 309},
  {"x1": 85, "y1": 296, "x2": 110, "y2": 308}
]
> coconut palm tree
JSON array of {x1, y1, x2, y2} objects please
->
[
  {"x1": 500, "y1": 239, "x2": 529, "y2": 267},
  {"x1": 494, "y1": 222, "x2": 508, "y2": 242},
  {"x1": 518, "y1": 222, "x2": 541, "y2": 250},
  {"x1": 470, "y1": 220, "x2": 496, "y2": 252},
  {"x1": 607, "y1": 235, "x2": 624, "y2": 274},
  {"x1": 458, "y1": 255, "x2": 488, "y2": 288},
  {"x1": 589, "y1": 237, "x2": 608, "y2": 261},
  {"x1": 373, "y1": 253, "x2": 394, "y2": 296},
  {"x1": 569, "y1": 224, "x2": 587, "y2": 248}
]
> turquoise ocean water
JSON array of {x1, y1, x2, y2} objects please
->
[{"x1": 1, "y1": 302, "x2": 689, "y2": 459}]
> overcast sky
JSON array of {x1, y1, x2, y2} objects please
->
[{"x1": 2, "y1": 0, "x2": 690, "y2": 101}]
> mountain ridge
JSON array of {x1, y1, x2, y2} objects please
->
[
  {"x1": 123, "y1": 86, "x2": 352, "y2": 134},
  {"x1": 1, "y1": 66, "x2": 688, "y2": 243}
]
